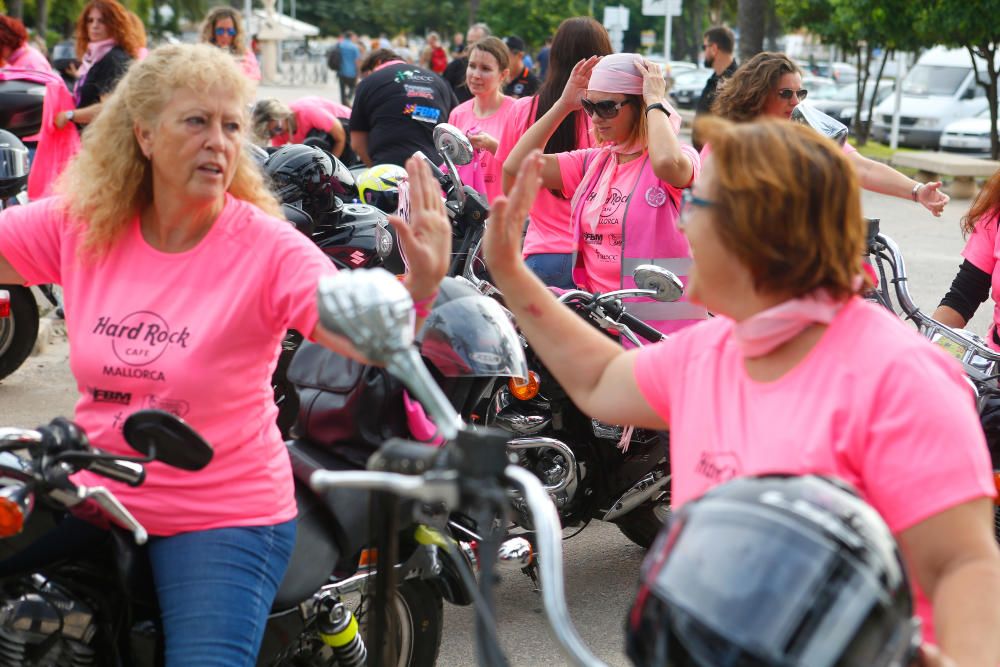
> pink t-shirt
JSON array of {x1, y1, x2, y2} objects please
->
[
  {"x1": 960, "y1": 210, "x2": 1000, "y2": 351},
  {"x1": 448, "y1": 96, "x2": 515, "y2": 203},
  {"x1": 6, "y1": 44, "x2": 55, "y2": 74},
  {"x1": 0, "y1": 194, "x2": 337, "y2": 536},
  {"x1": 495, "y1": 98, "x2": 595, "y2": 256},
  {"x1": 239, "y1": 48, "x2": 261, "y2": 81},
  {"x1": 557, "y1": 144, "x2": 700, "y2": 294},
  {"x1": 633, "y1": 296, "x2": 995, "y2": 641},
  {"x1": 271, "y1": 96, "x2": 351, "y2": 147}
]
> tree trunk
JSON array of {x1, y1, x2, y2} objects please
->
[
  {"x1": 36, "y1": 0, "x2": 48, "y2": 41},
  {"x1": 737, "y1": 0, "x2": 766, "y2": 62},
  {"x1": 7, "y1": 0, "x2": 23, "y2": 20},
  {"x1": 966, "y1": 45, "x2": 999, "y2": 161},
  {"x1": 861, "y1": 48, "x2": 891, "y2": 146},
  {"x1": 468, "y1": 0, "x2": 480, "y2": 25},
  {"x1": 852, "y1": 45, "x2": 871, "y2": 144}
]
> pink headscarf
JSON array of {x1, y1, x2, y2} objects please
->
[{"x1": 576, "y1": 54, "x2": 682, "y2": 230}]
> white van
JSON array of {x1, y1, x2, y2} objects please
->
[{"x1": 871, "y1": 47, "x2": 991, "y2": 148}]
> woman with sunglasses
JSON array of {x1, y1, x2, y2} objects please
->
[
  {"x1": 485, "y1": 122, "x2": 1000, "y2": 667},
  {"x1": 200, "y1": 6, "x2": 260, "y2": 82},
  {"x1": 54, "y1": 0, "x2": 143, "y2": 130},
  {"x1": 502, "y1": 53, "x2": 704, "y2": 333},
  {"x1": 446, "y1": 36, "x2": 514, "y2": 203},
  {"x1": 714, "y1": 51, "x2": 950, "y2": 216},
  {"x1": 494, "y1": 16, "x2": 612, "y2": 289}
]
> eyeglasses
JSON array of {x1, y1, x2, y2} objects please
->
[
  {"x1": 215, "y1": 27, "x2": 238, "y2": 36},
  {"x1": 679, "y1": 190, "x2": 716, "y2": 228},
  {"x1": 777, "y1": 88, "x2": 808, "y2": 101},
  {"x1": 581, "y1": 98, "x2": 631, "y2": 120},
  {"x1": 267, "y1": 122, "x2": 285, "y2": 137}
]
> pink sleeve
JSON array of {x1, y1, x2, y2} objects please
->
[
  {"x1": 298, "y1": 103, "x2": 337, "y2": 135},
  {"x1": 241, "y1": 50, "x2": 261, "y2": 81},
  {"x1": 0, "y1": 198, "x2": 68, "y2": 286},
  {"x1": 632, "y1": 334, "x2": 692, "y2": 425},
  {"x1": 494, "y1": 101, "x2": 525, "y2": 165},
  {"x1": 264, "y1": 222, "x2": 339, "y2": 337},
  {"x1": 556, "y1": 148, "x2": 595, "y2": 198},
  {"x1": 961, "y1": 212, "x2": 998, "y2": 275},
  {"x1": 681, "y1": 143, "x2": 701, "y2": 188},
  {"x1": 858, "y1": 351, "x2": 996, "y2": 533}
]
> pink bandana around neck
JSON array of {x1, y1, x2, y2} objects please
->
[
  {"x1": 74, "y1": 38, "x2": 116, "y2": 96},
  {"x1": 732, "y1": 290, "x2": 851, "y2": 358},
  {"x1": 581, "y1": 140, "x2": 643, "y2": 231}
]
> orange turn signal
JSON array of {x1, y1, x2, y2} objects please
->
[
  {"x1": 509, "y1": 371, "x2": 541, "y2": 401},
  {"x1": 358, "y1": 548, "x2": 378, "y2": 570},
  {"x1": 0, "y1": 496, "x2": 26, "y2": 537}
]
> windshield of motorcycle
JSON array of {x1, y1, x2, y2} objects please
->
[{"x1": 418, "y1": 295, "x2": 527, "y2": 380}]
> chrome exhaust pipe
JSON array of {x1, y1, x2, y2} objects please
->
[{"x1": 601, "y1": 471, "x2": 669, "y2": 521}]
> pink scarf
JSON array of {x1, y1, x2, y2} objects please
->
[
  {"x1": 580, "y1": 140, "x2": 642, "y2": 232},
  {"x1": 73, "y1": 38, "x2": 116, "y2": 100},
  {"x1": 732, "y1": 290, "x2": 852, "y2": 358}
]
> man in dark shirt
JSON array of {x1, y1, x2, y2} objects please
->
[
  {"x1": 693, "y1": 26, "x2": 738, "y2": 150},
  {"x1": 349, "y1": 50, "x2": 459, "y2": 167},
  {"x1": 442, "y1": 23, "x2": 491, "y2": 104},
  {"x1": 503, "y1": 35, "x2": 540, "y2": 98}
]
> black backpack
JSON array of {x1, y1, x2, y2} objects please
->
[{"x1": 326, "y1": 46, "x2": 341, "y2": 71}]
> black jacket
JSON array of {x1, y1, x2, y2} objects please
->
[
  {"x1": 76, "y1": 46, "x2": 132, "y2": 108},
  {"x1": 695, "y1": 60, "x2": 738, "y2": 116}
]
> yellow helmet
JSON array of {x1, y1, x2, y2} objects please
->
[{"x1": 356, "y1": 164, "x2": 408, "y2": 214}]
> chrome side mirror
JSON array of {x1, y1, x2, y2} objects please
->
[
  {"x1": 790, "y1": 104, "x2": 849, "y2": 146},
  {"x1": 317, "y1": 268, "x2": 462, "y2": 439},
  {"x1": 632, "y1": 265, "x2": 684, "y2": 302},
  {"x1": 433, "y1": 123, "x2": 475, "y2": 166}
]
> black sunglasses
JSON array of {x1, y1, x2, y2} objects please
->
[
  {"x1": 777, "y1": 88, "x2": 808, "y2": 101},
  {"x1": 581, "y1": 98, "x2": 632, "y2": 120}
]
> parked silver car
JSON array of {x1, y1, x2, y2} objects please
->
[{"x1": 940, "y1": 107, "x2": 995, "y2": 156}]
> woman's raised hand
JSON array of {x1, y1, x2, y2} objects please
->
[
  {"x1": 558, "y1": 56, "x2": 601, "y2": 112},
  {"x1": 388, "y1": 156, "x2": 452, "y2": 302},
  {"x1": 483, "y1": 149, "x2": 544, "y2": 275},
  {"x1": 634, "y1": 57, "x2": 667, "y2": 106}
]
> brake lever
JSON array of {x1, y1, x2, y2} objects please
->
[{"x1": 77, "y1": 485, "x2": 149, "y2": 545}]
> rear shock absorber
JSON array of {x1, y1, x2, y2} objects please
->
[{"x1": 316, "y1": 595, "x2": 367, "y2": 667}]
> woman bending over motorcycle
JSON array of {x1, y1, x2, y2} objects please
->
[
  {"x1": 503, "y1": 53, "x2": 704, "y2": 334},
  {"x1": 447, "y1": 36, "x2": 514, "y2": 203},
  {"x1": 484, "y1": 119, "x2": 1000, "y2": 666},
  {"x1": 252, "y1": 96, "x2": 351, "y2": 159},
  {"x1": 713, "y1": 51, "x2": 950, "y2": 217},
  {"x1": 494, "y1": 16, "x2": 611, "y2": 289},
  {"x1": 0, "y1": 44, "x2": 449, "y2": 666},
  {"x1": 54, "y1": 0, "x2": 142, "y2": 130}
]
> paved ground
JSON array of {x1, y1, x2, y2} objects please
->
[{"x1": 0, "y1": 77, "x2": 991, "y2": 665}]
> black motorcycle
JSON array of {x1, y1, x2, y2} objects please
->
[{"x1": 0, "y1": 408, "x2": 472, "y2": 666}]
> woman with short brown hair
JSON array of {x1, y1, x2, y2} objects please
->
[{"x1": 484, "y1": 117, "x2": 1000, "y2": 666}]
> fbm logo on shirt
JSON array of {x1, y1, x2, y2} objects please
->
[
  {"x1": 92, "y1": 311, "x2": 191, "y2": 367},
  {"x1": 91, "y1": 387, "x2": 132, "y2": 405}
]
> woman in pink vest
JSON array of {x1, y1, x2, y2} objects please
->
[
  {"x1": 495, "y1": 17, "x2": 611, "y2": 289},
  {"x1": 503, "y1": 53, "x2": 703, "y2": 334},
  {"x1": 713, "y1": 52, "x2": 950, "y2": 217},
  {"x1": 485, "y1": 120, "x2": 1000, "y2": 667},
  {"x1": 447, "y1": 36, "x2": 514, "y2": 203},
  {"x1": 200, "y1": 6, "x2": 260, "y2": 82},
  {"x1": 251, "y1": 96, "x2": 351, "y2": 160},
  {"x1": 0, "y1": 16, "x2": 55, "y2": 74}
]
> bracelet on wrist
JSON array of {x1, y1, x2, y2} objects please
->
[
  {"x1": 911, "y1": 182, "x2": 924, "y2": 202},
  {"x1": 413, "y1": 290, "x2": 439, "y2": 318}
]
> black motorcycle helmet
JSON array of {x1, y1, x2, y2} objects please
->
[
  {"x1": 626, "y1": 474, "x2": 921, "y2": 667},
  {"x1": 263, "y1": 144, "x2": 357, "y2": 220},
  {"x1": 0, "y1": 130, "x2": 29, "y2": 199}
]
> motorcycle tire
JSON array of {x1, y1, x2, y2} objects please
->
[
  {"x1": 0, "y1": 285, "x2": 39, "y2": 382},
  {"x1": 266, "y1": 580, "x2": 443, "y2": 667},
  {"x1": 615, "y1": 498, "x2": 672, "y2": 550}
]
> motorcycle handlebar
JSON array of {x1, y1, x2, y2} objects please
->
[{"x1": 83, "y1": 458, "x2": 146, "y2": 487}]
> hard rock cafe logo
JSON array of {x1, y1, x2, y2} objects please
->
[
  {"x1": 600, "y1": 188, "x2": 628, "y2": 218},
  {"x1": 695, "y1": 451, "x2": 742, "y2": 483},
  {"x1": 92, "y1": 311, "x2": 191, "y2": 367}
]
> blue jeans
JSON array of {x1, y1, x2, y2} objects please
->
[
  {"x1": 525, "y1": 253, "x2": 576, "y2": 290},
  {"x1": 149, "y1": 520, "x2": 297, "y2": 667}
]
